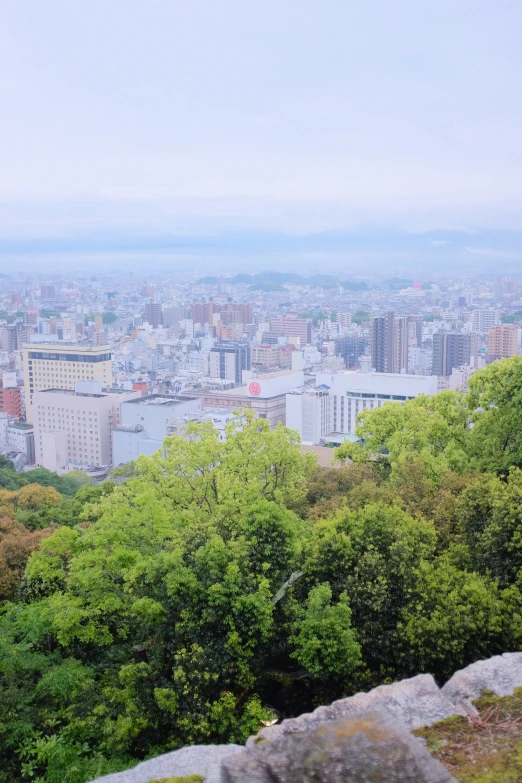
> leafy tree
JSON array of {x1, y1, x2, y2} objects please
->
[
  {"x1": 301, "y1": 502, "x2": 438, "y2": 683},
  {"x1": 0, "y1": 517, "x2": 52, "y2": 601},
  {"x1": 453, "y1": 468, "x2": 522, "y2": 587},
  {"x1": 398, "y1": 557, "x2": 521, "y2": 681},
  {"x1": 290, "y1": 584, "x2": 361, "y2": 679},
  {"x1": 0, "y1": 417, "x2": 324, "y2": 781},
  {"x1": 467, "y1": 356, "x2": 522, "y2": 473},
  {"x1": 336, "y1": 391, "x2": 470, "y2": 483},
  {"x1": 0, "y1": 465, "x2": 87, "y2": 495},
  {"x1": 501, "y1": 310, "x2": 522, "y2": 324}
]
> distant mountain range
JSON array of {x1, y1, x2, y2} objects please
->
[
  {"x1": 198, "y1": 272, "x2": 368, "y2": 290},
  {"x1": 1, "y1": 227, "x2": 522, "y2": 274}
]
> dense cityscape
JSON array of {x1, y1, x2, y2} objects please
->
[{"x1": 0, "y1": 268, "x2": 520, "y2": 476}]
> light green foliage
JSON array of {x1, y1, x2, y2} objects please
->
[
  {"x1": 2, "y1": 388, "x2": 522, "y2": 783},
  {"x1": 467, "y1": 356, "x2": 522, "y2": 473},
  {"x1": 290, "y1": 584, "x2": 361, "y2": 678},
  {"x1": 336, "y1": 391, "x2": 470, "y2": 482},
  {"x1": 398, "y1": 557, "x2": 514, "y2": 680},
  {"x1": 0, "y1": 416, "x2": 316, "y2": 781},
  {"x1": 301, "y1": 502, "x2": 440, "y2": 682}
]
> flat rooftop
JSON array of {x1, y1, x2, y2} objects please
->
[
  {"x1": 250, "y1": 369, "x2": 303, "y2": 380},
  {"x1": 124, "y1": 394, "x2": 198, "y2": 406},
  {"x1": 24, "y1": 342, "x2": 110, "y2": 351},
  {"x1": 35, "y1": 387, "x2": 132, "y2": 398}
]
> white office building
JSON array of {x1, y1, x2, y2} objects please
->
[
  {"x1": 112, "y1": 394, "x2": 203, "y2": 466},
  {"x1": 286, "y1": 371, "x2": 438, "y2": 445},
  {"x1": 471, "y1": 309, "x2": 500, "y2": 335},
  {"x1": 286, "y1": 386, "x2": 332, "y2": 445}
]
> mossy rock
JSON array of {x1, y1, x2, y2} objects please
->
[
  {"x1": 149, "y1": 776, "x2": 204, "y2": 783},
  {"x1": 414, "y1": 688, "x2": 522, "y2": 781}
]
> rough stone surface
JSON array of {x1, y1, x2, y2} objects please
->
[
  {"x1": 248, "y1": 673, "x2": 466, "y2": 746},
  {"x1": 221, "y1": 711, "x2": 456, "y2": 783},
  {"x1": 442, "y1": 651, "x2": 522, "y2": 710},
  {"x1": 88, "y1": 744, "x2": 243, "y2": 783}
]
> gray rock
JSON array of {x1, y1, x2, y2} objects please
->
[
  {"x1": 442, "y1": 651, "x2": 522, "y2": 711},
  {"x1": 89, "y1": 744, "x2": 244, "y2": 783},
  {"x1": 249, "y1": 673, "x2": 465, "y2": 745},
  {"x1": 222, "y1": 711, "x2": 456, "y2": 783}
]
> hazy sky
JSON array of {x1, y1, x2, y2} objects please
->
[{"x1": 2, "y1": 0, "x2": 522, "y2": 240}]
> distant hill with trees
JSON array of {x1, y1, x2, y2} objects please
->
[{"x1": 198, "y1": 271, "x2": 368, "y2": 290}]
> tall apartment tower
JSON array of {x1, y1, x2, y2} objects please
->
[
  {"x1": 0, "y1": 322, "x2": 26, "y2": 353},
  {"x1": 471, "y1": 309, "x2": 500, "y2": 335},
  {"x1": 370, "y1": 312, "x2": 395, "y2": 372},
  {"x1": 395, "y1": 316, "x2": 410, "y2": 375},
  {"x1": 488, "y1": 325, "x2": 518, "y2": 359},
  {"x1": 432, "y1": 333, "x2": 478, "y2": 377},
  {"x1": 209, "y1": 340, "x2": 251, "y2": 384},
  {"x1": 144, "y1": 302, "x2": 163, "y2": 328},
  {"x1": 23, "y1": 343, "x2": 113, "y2": 423}
]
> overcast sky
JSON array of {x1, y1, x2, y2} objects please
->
[{"x1": 2, "y1": 0, "x2": 522, "y2": 240}]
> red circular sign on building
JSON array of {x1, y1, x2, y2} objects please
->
[{"x1": 249, "y1": 381, "x2": 261, "y2": 396}]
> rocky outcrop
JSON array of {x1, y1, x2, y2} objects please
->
[
  {"x1": 248, "y1": 673, "x2": 465, "y2": 746},
  {"x1": 442, "y1": 651, "x2": 522, "y2": 713},
  {"x1": 91, "y1": 745, "x2": 244, "y2": 783},
  {"x1": 222, "y1": 711, "x2": 456, "y2": 783},
  {"x1": 89, "y1": 651, "x2": 522, "y2": 783}
]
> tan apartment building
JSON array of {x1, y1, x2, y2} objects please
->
[
  {"x1": 269, "y1": 314, "x2": 312, "y2": 346},
  {"x1": 487, "y1": 324, "x2": 518, "y2": 359},
  {"x1": 33, "y1": 381, "x2": 140, "y2": 471},
  {"x1": 23, "y1": 343, "x2": 113, "y2": 422}
]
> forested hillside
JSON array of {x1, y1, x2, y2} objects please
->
[{"x1": 2, "y1": 358, "x2": 522, "y2": 783}]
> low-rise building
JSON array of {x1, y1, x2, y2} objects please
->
[
  {"x1": 112, "y1": 394, "x2": 202, "y2": 466},
  {"x1": 202, "y1": 370, "x2": 305, "y2": 429}
]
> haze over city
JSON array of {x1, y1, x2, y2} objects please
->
[{"x1": 2, "y1": 1, "x2": 522, "y2": 271}]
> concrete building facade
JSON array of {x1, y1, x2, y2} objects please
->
[
  {"x1": 432, "y1": 333, "x2": 478, "y2": 377},
  {"x1": 33, "y1": 382, "x2": 139, "y2": 471},
  {"x1": 269, "y1": 314, "x2": 312, "y2": 346},
  {"x1": 286, "y1": 386, "x2": 331, "y2": 445},
  {"x1": 23, "y1": 342, "x2": 113, "y2": 422},
  {"x1": 488, "y1": 324, "x2": 518, "y2": 359},
  {"x1": 286, "y1": 371, "x2": 438, "y2": 444},
  {"x1": 209, "y1": 340, "x2": 251, "y2": 384},
  {"x1": 112, "y1": 394, "x2": 202, "y2": 466}
]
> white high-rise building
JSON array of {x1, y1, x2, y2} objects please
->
[
  {"x1": 286, "y1": 386, "x2": 331, "y2": 445},
  {"x1": 471, "y1": 309, "x2": 500, "y2": 335}
]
